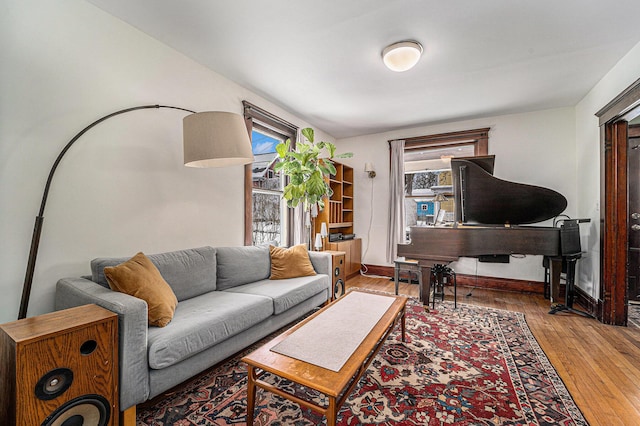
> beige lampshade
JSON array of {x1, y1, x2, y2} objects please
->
[{"x1": 183, "y1": 111, "x2": 253, "y2": 167}]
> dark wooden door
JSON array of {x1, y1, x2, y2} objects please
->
[
  {"x1": 628, "y1": 125, "x2": 640, "y2": 302},
  {"x1": 598, "y1": 77, "x2": 640, "y2": 325}
]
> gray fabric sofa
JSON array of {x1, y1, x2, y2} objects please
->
[{"x1": 55, "y1": 245, "x2": 331, "y2": 411}]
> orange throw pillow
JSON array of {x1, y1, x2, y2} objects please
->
[
  {"x1": 104, "y1": 252, "x2": 178, "y2": 327},
  {"x1": 269, "y1": 244, "x2": 317, "y2": 280}
]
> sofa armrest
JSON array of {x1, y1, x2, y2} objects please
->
[
  {"x1": 308, "y1": 251, "x2": 333, "y2": 300},
  {"x1": 308, "y1": 251, "x2": 332, "y2": 275},
  {"x1": 55, "y1": 278, "x2": 150, "y2": 410}
]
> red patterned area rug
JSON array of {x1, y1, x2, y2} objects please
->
[{"x1": 137, "y1": 298, "x2": 588, "y2": 425}]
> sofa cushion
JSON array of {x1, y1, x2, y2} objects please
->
[
  {"x1": 269, "y1": 244, "x2": 317, "y2": 280},
  {"x1": 216, "y1": 246, "x2": 270, "y2": 290},
  {"x1": 92, "y1": 247, "x2": 217, "y2": 301},
  {"x1": 104, "y1": 252, "x2": 178, "y2": 327},
  {"x1": 147, "y1": 291, "x2": 273, "y2": 369},
  {"x1": 224, "y1": 275, "x2": 329, "y2": 315}
]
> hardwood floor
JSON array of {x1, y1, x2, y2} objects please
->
[{"x1": 347, "y1": 274, "x2": 640, "y2": 426}]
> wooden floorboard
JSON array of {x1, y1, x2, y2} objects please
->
[{"x1": 347, "y1": 274, "x2": 640, "y2": 425}]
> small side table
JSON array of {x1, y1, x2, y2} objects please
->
[{"x1": 394, "y1": 257, "x2": 423, "y2": 301}]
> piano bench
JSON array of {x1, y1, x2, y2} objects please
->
[{"x1": 393, "y1": 257, "x2": 423, "y2": 301}]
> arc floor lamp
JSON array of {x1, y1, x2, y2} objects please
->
[{"x1": 18, "y1": 104, "x2": 253, "y2": 319}]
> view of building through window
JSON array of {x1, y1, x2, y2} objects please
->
[
  {"x1": 404, "y1": 144, "x2": 474, "y2": 230},
  {"x1": 251, "y1": 129, "x2": 287, "y2": 246}
]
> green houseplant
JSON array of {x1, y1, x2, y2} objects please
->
[{"x1": 274, "y1": 127, "x2": 352, "y2": 212}]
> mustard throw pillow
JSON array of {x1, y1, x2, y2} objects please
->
[
  {"x1": 104, "y1": 252, "x2": 178, "y2": 327},
  {"x1": 269, "y1": 244, "x2": 317, "y2": 280}
]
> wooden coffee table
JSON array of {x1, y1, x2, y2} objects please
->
[{"x1": 242, "y1": 289, "x2": 408, "y2": 425}]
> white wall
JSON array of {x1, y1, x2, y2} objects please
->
[
  {"x1": 4, "y1": 3, "x2": 639, "y2": 325},
  {"x1": 575, "y1": 40, "x2": 640, "y2": 300},
  {"x1": 338, "y1": 107, "x2": 577, "y2": 282},
  {"x1": 0, "y1": 0, "x2": 329, "y2": 323}
]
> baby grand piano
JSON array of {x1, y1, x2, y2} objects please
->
[{"x1": 397, "y1": 155, "x2": 570, "y2": 308}]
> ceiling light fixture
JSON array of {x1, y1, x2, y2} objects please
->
[{"x1": 382, "y1": 40, "x2": 423, "y2": 72}]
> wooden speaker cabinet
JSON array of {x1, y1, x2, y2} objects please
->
[
  {"x1": 325, "y1": 238, "x2": 361, "y2": 279},
  {"x1": 325, "y1": 250, "x2": 346, "y2": 300},
  {"x1": 0, "y1": 304, "x2": 118, "y2": 426}
]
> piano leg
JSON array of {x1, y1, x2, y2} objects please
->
[
  {"x1": 548, "y1": 257, "x2": 562, "y2": 304},
  {"x1": 419, "y1": 266, "x2": 431, "y2": 310}
]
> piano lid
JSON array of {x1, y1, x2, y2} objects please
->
[{"x1": 451, "y1": 156, "x2": 567, "y2": 225}]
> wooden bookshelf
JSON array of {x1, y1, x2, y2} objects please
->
[
  {"x1": 314, "y1": 161, "x2": 361, "y2": 278},
  {"x1": 316, "y1": 161, "x2": 354, "y2": 235}
]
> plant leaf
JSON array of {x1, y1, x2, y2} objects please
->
[
  {"x1": 318, "y1": 164, "x2": 331, "y2": 176},
  {"x1": 325, "y1": 142, "x2": 336, "y2": 158},
  {"x1": 336, "y1": 152, "x2": 353, "y2": 158},
  {"x1": 276, "y1": 140, "x2": 290, "y2": 158},
  {"x1": 291, "y1": 174, "x2": 304, "y2": 185},
  {"x1": 298, "y1": 142, "x2": 310, "y2": 153},
  {"x1": 325, "y1": 161, "x2": 337, "y2": 176},
  {"x1": 290, "y1": 152, "x2": 304, "y2": 162},
  {"x1": 301, "y1": 127, "x2": 314, "y2": 143}
]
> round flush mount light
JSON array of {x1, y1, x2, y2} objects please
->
[{"x1": 382, "y1": 40, "x2": 423, "y2": 72}]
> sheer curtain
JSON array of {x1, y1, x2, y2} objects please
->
[{"x1": 387, "y1": 140, "x2": 406, "y2": 263}]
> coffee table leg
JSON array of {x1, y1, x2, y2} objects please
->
[
  {"x1": 327, "y1": 395, "x2": 337, "y2": 425},
  {"x1": 401, "y1": 309, "x2": 406, "y2": 342},
  {"x1": 246, "y1": 365, "x2": 256, "y2": 425}
]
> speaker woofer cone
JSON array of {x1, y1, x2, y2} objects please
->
[
  {"x1": 41, "y1": 394, "x2": 110, "y2": 426},
  {"x1": 334, "y1": 279, "x2": 345, "y2": 298}
]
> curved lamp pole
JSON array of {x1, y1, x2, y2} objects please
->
[{"x1": 18, "y1": 104, "x2": 196, "y2": 319}]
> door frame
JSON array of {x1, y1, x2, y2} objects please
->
[
  {"x1": 596, "y1": 77, "x2": 640, "y2": 325},
  {"x1": 627, "y1": 125, "x2": 640, "y2": 304}
]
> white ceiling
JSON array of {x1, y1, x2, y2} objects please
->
[{"x1": 87, "y1": 0, "x2": 640, "y2": 139}]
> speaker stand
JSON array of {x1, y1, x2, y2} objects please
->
[
  {"x1": 548, "y1": 257, "x2": 593, "y2": 318},
  {"x1": 548, "y1": 303, "x2": 593, "y2": 318}
]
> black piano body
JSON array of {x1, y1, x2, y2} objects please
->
[
  {"x1": 397, "y1": 155, "x2": 571, "y2": 305},
  {"x1": 398, "y1": 225, "x2": 561, "y2": 261}
]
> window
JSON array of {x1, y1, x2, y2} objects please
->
[
  {"x1": 243, "y1": 101, "x2": 298, "y2": 246},
  {"x1": 251, "y1": 129, "x2": 287, "y2": 245},
  {"x1": 402, "y1": 128, "x2": 489, "y2": 229}
]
